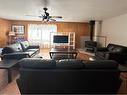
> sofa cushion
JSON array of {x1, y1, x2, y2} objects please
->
[
  {"x1": 112, "y1": 47, "x2": 124, "y2": 53},
  {"x1": 9, "y1": 43, "x2": 23, "y2": 52},
  {"x1": 107, "y1": 44, "x2": 127, "y2": 53},
  {"x1": 107, "y1": 44, "x2": 115, "y2": 52},
  {"x1": 1, "y1": 47, "x2": 15, "y2": 55},
  {"x1": 56, "y1": 59, "x2": 84, "y2": 69},
  {"x1": 20, "y1": 41, "x2": 30, "y2": 51},
  {"x1": 1, "y1": 43, "x2": 23, "y2": 55},
  {"x1": 84, "y1": 60, "x2": 118, "y2": 69},
  {"x1": 18, "y1": 58, "x2": 56, "y2": 69}
]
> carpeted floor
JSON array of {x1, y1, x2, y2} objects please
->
[{"x1": 0, "y1": 48, "x2": 50, "y2": 94}]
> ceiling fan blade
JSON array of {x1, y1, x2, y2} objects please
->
[
  {"x1": 25, "y1": 6, "x2": 62, "y2": 22},
  {"x1": 38, "y1": 15, "x2": 43, "y2": 18},
  {"x1": 50, "y1": 16, "x2": 62, "y2": 18},
  {"x1": 50, "y1": 19, "x2": 56, "y2": 22}
]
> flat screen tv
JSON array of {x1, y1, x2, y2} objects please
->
[{"x1": 53, "y1": 35, "x2": 68, "y2": 43}]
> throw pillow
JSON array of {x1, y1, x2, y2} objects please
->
[{"x1": 20, "y1": 41, "x2": 30, "y2": 51}]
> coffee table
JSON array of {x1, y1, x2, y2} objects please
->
[
  {"x1": 0, "y1": 60, "x2": 18, "y2": 83},
  {"x1": 49, "y1": 48, "x2": 78, "y2": 60}
]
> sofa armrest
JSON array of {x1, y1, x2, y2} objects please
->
[
  {"x1": 95, "y1": 47, "x2": 108, "y2": 52},
  {"x1": 1, "y1": 52, "x2": 30, "y2": 60},
  {"x1": 84, "y1": 60, "x2": 118, "y2": 69},
  {"x1": 108, "y1": 52, "x2": 126, "y2": 56},
  {"x1": 27, "y1": 45, "x2": 40, "y2": 49},
  {"x1": 105, "y1": 52, "x2": 127, "y2": 64}
]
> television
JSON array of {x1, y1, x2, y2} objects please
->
[
  {"x1": 53, "y1": 35, "x2": 68, "y2": 43},
  {"x1": 85, "y1": 41, "x2": 97, "y2": 52}
]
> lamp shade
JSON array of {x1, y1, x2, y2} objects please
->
[{"x1": 9, "y1": 31, "x2": 15, "y2": 36}]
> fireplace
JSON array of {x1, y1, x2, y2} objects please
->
[{"x1": 85, "y1": 40, "x2": 97, "y2": 52}]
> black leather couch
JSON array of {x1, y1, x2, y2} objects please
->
[
  {"x1": 95, "y1": 43, "x2": 127, "y2": 64},
  {"x1": 1, "y1": 41, "x2": 40, "y2": 60},
  {"x1": 17, "y1": 58, "x2": 121, "y2": 94}
]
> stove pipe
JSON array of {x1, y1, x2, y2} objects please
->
[{"x1": 89, "y1": 20, "x2": 95, "y2": 41}]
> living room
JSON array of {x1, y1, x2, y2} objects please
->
[{"x1": 0, "y1": 0, "x2": 127, "y2": 94}]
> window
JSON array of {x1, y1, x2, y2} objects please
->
[{"x1": 28, "y1": 24, "x2": 57, "y2": 48}]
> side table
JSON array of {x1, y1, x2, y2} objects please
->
[{"x1": 0, "y1": 60, "x2": 18, "y2": 83}]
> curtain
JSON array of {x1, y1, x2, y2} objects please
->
[{"x1": 28, "y1": 24, "x2": 57, "y2": 48}]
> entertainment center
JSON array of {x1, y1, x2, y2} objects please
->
[{"x1": 50, "y1": 32, "x2": 75, "y2": 49}]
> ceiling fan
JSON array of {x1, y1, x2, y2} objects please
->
[{"x1": 26, "y1": 7, "x2": 62, "y2": 22}]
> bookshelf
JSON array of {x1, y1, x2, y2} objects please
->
[{"x1": 68, "y1": 32, "x2": 75, "y2": 49}]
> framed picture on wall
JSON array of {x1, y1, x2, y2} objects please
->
[{"x1": 12, "y1": 25, "x2": 24, "y2": 34}]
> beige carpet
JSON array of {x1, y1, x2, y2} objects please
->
[{"x1": 0, "y1": 48, "x2": 50, "y2": 94}]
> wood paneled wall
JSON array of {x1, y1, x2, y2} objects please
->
[
  {"x1": 10, "y1": 20, "x2": 89, "y2": 48},
  {"x1": 0, "y1": 18, "x2": 11, "y2": 47},
  {"x1": 56, "y1": 22, "x2": 89, "y2": 48}
]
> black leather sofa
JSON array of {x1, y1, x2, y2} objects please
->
[
  {"x1": 17, "y1": 58, "x2": 121, "y2": 94},
  {"x1": 95, "y1": 43, "x2": 127, "y2": 64},
  {"x1": 1, "y1": 41, "x2": 40, "y2": 60}
]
